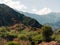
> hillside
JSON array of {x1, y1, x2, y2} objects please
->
[
  {"x1": 0, "y1": 4, "x2": 59, "y2": 45},
  {"x1": 0, "y1": 4, "x2": 42, "y2": 30}
]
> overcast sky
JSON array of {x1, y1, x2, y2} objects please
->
[{"x1": 0, "y1": 0, "x2": 60, "y2": 15}]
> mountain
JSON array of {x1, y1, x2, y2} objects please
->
[
  {"x1": 48, "y1": 21, "x2": 60, "y2": 29},
  {"x1": 0, "y1": 4, "x2": 42, "y2": 30},
  {"x1": 20, "y1": 11, "x2": 60, "y2": 29}
]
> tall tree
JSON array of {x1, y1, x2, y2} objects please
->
[{"x1": 41, "y1": 25, "x2": 53, "y2": 42}]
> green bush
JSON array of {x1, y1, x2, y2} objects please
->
[
  {"x1": 7, "y1": 41, "x2": 19, "y2": 45},
  {"x1": 32, "y1": 34, "x2": 42, "y2": 41},
  {"x1": 55, "y1": 35, "x2": 60, "y2": 42},
  {"x1": 18, "y1": 34, "x2": 28, "y2": 40}
]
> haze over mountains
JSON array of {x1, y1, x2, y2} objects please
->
[{"x1": 21, "y1": 11, "x2": 60, "y2": 29}]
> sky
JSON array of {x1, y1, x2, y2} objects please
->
[{"x1": 0, "y1": 0, "x2": 60, "y2": 15}]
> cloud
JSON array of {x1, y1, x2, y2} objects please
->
[
  {"x1": 0, "y1": 0, "x2": 52, "y2": 15},
  {"x1": 32, "y1": 9, "x2": 37, "y2": 12},
  {"x1": 32, "y1": 8, "x2": 52, "y2": 15},
  {"x1": 0, "y1": 0, "x2": 27, "y2": 11}
]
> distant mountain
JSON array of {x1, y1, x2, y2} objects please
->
[
  {"x1": 0, "y1": 4, "x2": 42, "y2": 30},
  {"x1": 20, "y1": 11, "x2": 60, "y2": 29},
  {"x1": 47, "y1": 21, "x2": 60, "y2": 29}
]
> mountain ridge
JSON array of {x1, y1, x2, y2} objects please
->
[
  {"x1": 0, "y1": 4, "x2": 42, "y2": 30},
  {"x1": 20, "y1": 11, "x2": 60, "y2": 29}
]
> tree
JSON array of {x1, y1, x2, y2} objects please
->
[{"x1": 41, "y1": 25, "x2": 53, "y2": 42}]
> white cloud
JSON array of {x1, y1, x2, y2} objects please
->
[
  {"x1": 32, "y1": 8, "x2": 52, "y2": 15},
  {"x1": 32, "y1": 9, "x2": 37, "y2": 12},
  {"x1": 0, "y1": 0, "x2": 27, "y2": 11},
  {"x1": 0, "y1": 0, "x2": 52, "y2": 15}
]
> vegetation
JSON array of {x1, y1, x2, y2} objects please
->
[
  {"x1": 54, "y1": 28, "x2": 60, "y2": 42},
  {"x1": 0, "y1": 25, "x2": 59, "y2": 45},
  {"x1": 0, "y1": 4, "x2": 60, "y2": 45},
  {"x1": 41, "y1": 26, "x2": 53, "y2": 42},
  {"x1": 7, "y1": 41, "x2": 19, "y2": 45}
]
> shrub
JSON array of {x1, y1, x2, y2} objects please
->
[
  {"x1": 7, "y1": 41, "x2": 19, "y2": 45},
  {"x1": 32, "y1": 34, "x2": 42, "y2": 41},
  {"x1": 55, "y1": 35, "x2": 60, "y2": 42},
  {"x1": 18, "y1": 34, "x2": 28, "y2": 41}
]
